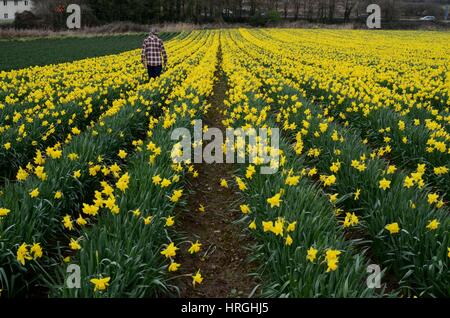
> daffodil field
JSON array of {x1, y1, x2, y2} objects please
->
[{"x1": 0, "y1": 29, "x2": 449, "y2": 298}]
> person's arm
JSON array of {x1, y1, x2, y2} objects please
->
[
  {"x1": 160, "y1": 40, "x2": 168, "y2": 67},
  {"x1": 141, "y1": 39, "x2": 148, "y2": 67}
]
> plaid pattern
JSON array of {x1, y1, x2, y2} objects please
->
[{"x1": 141, "y1": 35, "x2": 168, "y2": 66}]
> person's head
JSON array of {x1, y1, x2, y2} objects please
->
[{"x1": 150, "y1": 28, "x2": 159, "y2": 36}]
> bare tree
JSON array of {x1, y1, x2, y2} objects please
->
[
  {"x1": 305, "y1": 0, "x2": 314, "y2": 21},
  {"x1": 342, "y1": 0, "x2": 358, "y2": 22},
  {"x1": 380, "y1": 0, "x2": 400, "y2": 21},
  {"x1": 317, "y1": 0, "x2": 327, "y2": 21},
  {"x1": 293, "y1": 0, "x2": 301, "y2": 20},
  {"x1": 328, "y1": 0, "x2": 336, "y2": 21},
  {"x1": 32, "y1": 0, "x2": 95, "y2": 29},
  {"x1": 283, "y1": 0, "x2": 289, "y2": 18}
]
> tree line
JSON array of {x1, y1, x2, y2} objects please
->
[
  {"x1": 15, "y1": 0, "x2": 449, "y2": 29},
  {"x1": 85, "y1": 0, "x2": 448, "y2": 23}
]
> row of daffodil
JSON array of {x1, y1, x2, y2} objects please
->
[
  {"x1": 0, "y1": 31, "x2": 211, "y2": 297},
  {"x1": 219, "y1": 30, "x2": 379, "y2": 297},
  {"x1": 0, "y1": 31, "x2": 191, "y2": 116},
  {"x1": 0, "y1": 49, "x2": 145, "y2": 152},
  {"x1": 47, "y1": 31, "x2": 219, "y2": 297},
  {"x1": 0, "y1": 49, "x2": 142, "y2": 120},
  {"x1": 6, "y1": 32, "x2": 206, "y2": 185},
  {"x1": 254, "y1": 29, "x2": 449, "y2": 125},
  {"x1": 237, "y1": 29, "x2": 450, "y2": 202},
  {"x1": 226, "y1": 29, "x2": 449, "y2": 297},
  {"x1": 0, "y1": 33, "x2": 202, "y2": 182},
  {"x1": 234, "y1": 29, "x2": 450, "y2": 205}
]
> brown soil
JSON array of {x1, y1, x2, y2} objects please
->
[{"x1": 175, "y1": 44, "x2": 258, "y2": 298}]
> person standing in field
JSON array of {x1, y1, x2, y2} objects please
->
[{"x1": 141, "y1": 28, "x2": 168, "y2": 80}]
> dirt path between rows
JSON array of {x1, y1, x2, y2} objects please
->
[{"x1": 175, "y1": 43, "x2": 258, "y2": 298}]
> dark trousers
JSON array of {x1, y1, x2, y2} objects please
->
[{"x1": 147, "y1": 65, "x2": 162, "y2": 80}]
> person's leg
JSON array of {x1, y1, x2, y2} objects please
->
[
  {"x1": 147, "y1": 66, "x2": 154, "y2": 79},
  {"x1": 147, "y1": 65, "x2": 162, "y2": 80},
  {"x1": 155, "y1": 65, "x2": 162, "y2": 77},
  {"x1": 147, "y1": 66, "x2": 159, "y2": 79}
]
